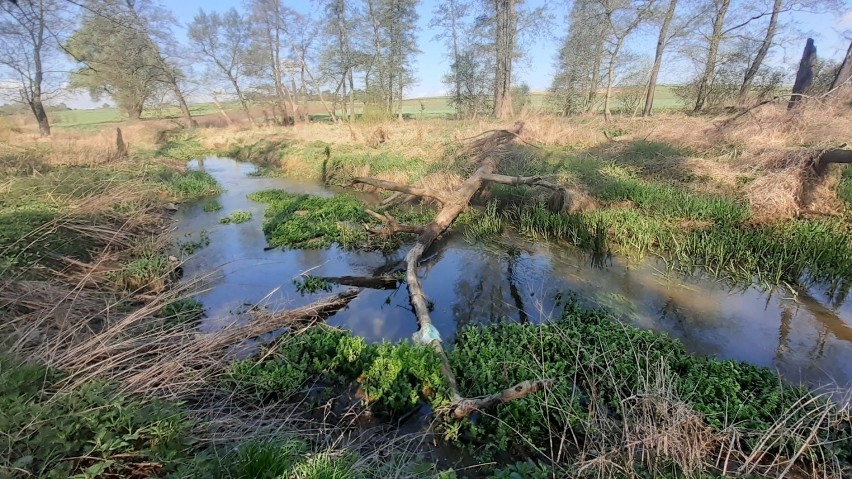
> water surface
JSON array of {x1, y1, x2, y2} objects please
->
[{"x1": 175, "y1": 157, "x2": 852, "y2": 389}]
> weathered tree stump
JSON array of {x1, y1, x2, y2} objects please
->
[{"x1": 788, "y1": 38, "x2": 816, "y2": 110}]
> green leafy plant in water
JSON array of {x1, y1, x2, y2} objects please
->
[
  {"x1": 178, "y1": 230, "x2": 210, "y2": 254},
  {"x1": 166, "y1": 170, "x2": 221, "y2": 199},
  {"x1": 219, "y1": 210, "x2": 253, "y2": 224},
  {"x1": 293, "y1": 275, "x2": 332, "y2": 295},
  {"x1": 202, "y1": 199, "x2": 223, "y2": 212},
  {"x1": 109, "y1": 254, "x2": 173, "y2": 292},
  {"x1": 223, "y1": 325, "x2": 450, "y2": 415}
]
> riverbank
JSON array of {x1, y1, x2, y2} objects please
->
[{"x1": 1, "y1": 109, "x2": 850, "y2": 478}]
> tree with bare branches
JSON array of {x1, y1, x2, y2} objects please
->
[
  {"x1": 0, "y1": 0, "x2": 69, "y2": 135},
  {"x1": 188, "y1": 8, "x2": 256, "y2": 126}
]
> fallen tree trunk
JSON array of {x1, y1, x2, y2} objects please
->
[
  {"x1": 353, "y1": 123, "x2": 556, "y2": 417},
  {"x1": 812, "y1": 147, "x2": 852, "y2": 176},
  {"x1": 319, "y1": 276, "x2": 398, "y2": 290}
]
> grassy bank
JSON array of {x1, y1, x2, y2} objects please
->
[
  {"x1": 221, "y1": 299, "x2": 852, "y2": 478},
  {"x1": 199, "y1": 111, "x2": 852, "y2": 289}
]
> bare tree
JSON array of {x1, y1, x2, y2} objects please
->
[
  {"x1": 0, "y1": 0, "x2": 68, "y2": 135},
  {"x1": 431, "y1": 0, "x2": 471, "y2": 119},
  {"x1": 248, "y1": 0, "x2": 297, "y2": 125},
  {"x1": 693, "y1": 0, "x2": 731, "y2": 112},
  {"x1": 188, "y1": 8, "x2": 256, "y2": 126},
  {"x1": 735, "y1": 0, "x2": 782, "y2": 103},
  {"x1": 599, "y1": 0, "x2": 658, "y2": 122}
]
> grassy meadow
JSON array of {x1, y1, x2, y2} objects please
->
[{"x1": 0, "y1": 91, "x2": 851, "y2": 478}]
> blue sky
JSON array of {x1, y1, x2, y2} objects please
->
[
  {"x1": 28, "y1": 0, "x2": 852, "y2": 107},
  {"x1": 164, "y1": 0, "x2": 852, "y2": 97}
]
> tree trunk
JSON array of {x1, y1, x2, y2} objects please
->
[
  {"x1": 603, "y1": 37, "x2": 626, "y2": 123},
  {"x1": 644, "y1": 0, "x2": 677, "y2": 116},
  {"x1": 788, "y1": 38, "x2": 816, "y2": 110},
  {"x1": 586, "y1": 30, "x2": 606, "y2": 113},
  {"x1": 30, "y1": 97, "x2": 51, "y2": 137},
  {"x1": 170, "y1": 80, "x2": 198, "y2": 128},
  {"x1": 493, "y1": 0, "x2": 515, "y2": 119},
  {"x1": 348, "y1": 69, "x2": 356, "y2": 122},
  {"x1": 829, "y1": 39, "x2": 852, "y2": 93},
  {"x1": 737, "y1": 0, "x2": 782, "y2": 104},
  {"x1": 694, "y1": 0, "x2": 731, "y2": 112},
  {"x1": 229, "y1": 76, "x2": 256, "y2": 127},
  {"x1": 210, "y1": 93, "x2": 233, "y2": 126}
]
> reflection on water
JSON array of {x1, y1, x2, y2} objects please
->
[{"x1": 176, "y1": 157, "x2": 852, "y2": 389}]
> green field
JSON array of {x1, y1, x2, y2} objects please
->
[{"x1": 46, "y1": 86, "x2": 686, "y2": 130}]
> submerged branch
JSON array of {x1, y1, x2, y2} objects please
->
[{"x1": 450, "y1": 379, "x2": 557, "y2": 418}]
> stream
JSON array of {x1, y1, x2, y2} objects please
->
[{"x1": 175, "y1": 157, "x2": 852, "y2": 390}]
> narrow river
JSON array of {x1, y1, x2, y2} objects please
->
[{"x1": 175, "y1": 157, "x2": 852, "y2": 389}]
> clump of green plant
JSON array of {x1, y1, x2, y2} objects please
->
[
  {"x1": 157, "y1": 132, "x2": 211, "y2": 161},
  {"x1": 447, "y1": 297, "x2": 841, "y2": 461},
  {"x1": 508, "y1": 202, "x2": 852, "y2": 287},
  {"x1": 223, "y1": 325, "x2": 450, "y2": 415},
  {"x1": 0, "y1": 356, "x2": 193, "y2": 478},
  {"x1": 109, "y1": 254, "x2": 173, "y2": 292},
  {"x1": 202, "y1": 198, "x2": 223, "y2": 212},
  {"x1": 487, "y1": 461, "x2": 553, "y2": 479},
  {"x1": 183, "y1": 438, "x2": 358, "y2": 479},
  {"x1": 178, "y1": 230, "x2": 210, "y2": 254},
  {"x1": 158, "y1": 298, "x2": 204, "y2": 327},
  {"x1": 166, "y1": 170, "x2": 221, "y2": 199},
  {"x1": 464, "y1": 201, "x2": 503, "y2": 243},
  {"x1": 293, "y1": 275, "x2": 332, "y2": 295},
  {"x1": 250, "y1": 190, "x2": 430, "y2": 250},
  {"x1": 249, "y1": 190, "x2": 369, "y2": 249},
  {"x1": 219, "y1": 210, "x2": 253, "y2": 224}
]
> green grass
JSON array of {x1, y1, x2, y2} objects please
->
[
  {"x1": 0, "y1": 356, "x2": 194, "y2": 478},
  {"x1": 839, "y1": 166, "x2": 852, "y2": 207}
]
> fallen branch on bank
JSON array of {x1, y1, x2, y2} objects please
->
[{"x1": 350, "y1": 123, "x2": 569, "y2": 417}]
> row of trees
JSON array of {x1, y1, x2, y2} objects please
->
[
  {"x1": 1, "y1": 0, "x2": 851, "y2": 136},
  {"x1": 549, "y1": 0, "x2": 848, "y2": 117}
]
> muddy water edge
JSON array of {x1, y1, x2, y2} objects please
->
[{"x1": 175, "y1": 157, "x2": 852, "y2": 390}]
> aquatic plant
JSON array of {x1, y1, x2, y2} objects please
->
[
  {"x1": 293, "y1": 275, "x2": 332, "y2": 295},
  {"x1": 202, "y1": 199, "x2": 223, "y2": 212},
  {"x1": 219, "y1": 210, "x2": 253, "y2": 224},
  {"x1": 158, "y1": 298, "x2": 204, "y2": 327},
  {"x1": 178, "y1": 230, "x2": 210, "y2": 254},
  {"x1": 223, "y1": 325, "x2": 450, "y2": 415},
  {"x1": 166, "y1": 170, "x2": 221, "y2": 199},
  {"x1": 249, "y1": 190, "x2": 423, "y2": 250}
]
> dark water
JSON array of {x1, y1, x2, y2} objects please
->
[{"x1": 175, "y1": 157, "x2": 852, "y2": 389}]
